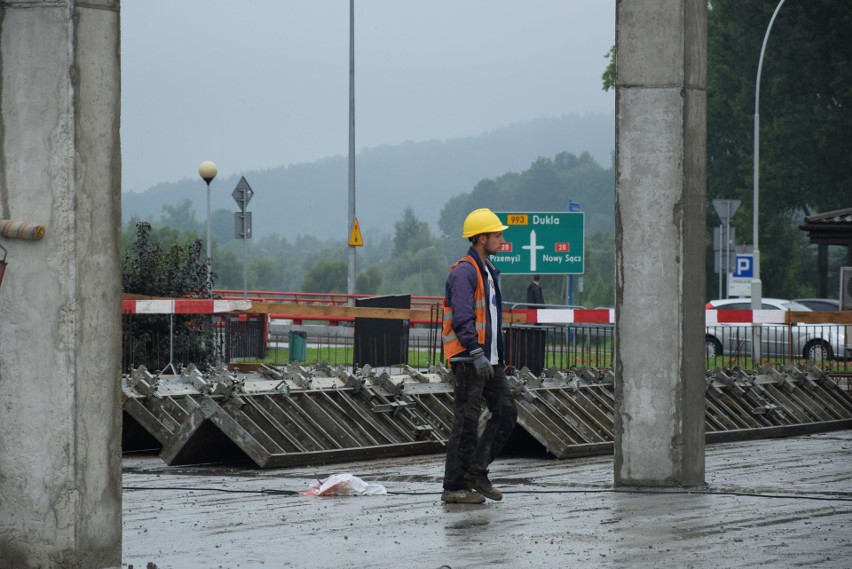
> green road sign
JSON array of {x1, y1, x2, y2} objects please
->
[{"x1": 491, "y1": 211, "x2": 584, "y2": 275}]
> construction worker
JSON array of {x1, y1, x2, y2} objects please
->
[{"x1": 440, "y1": 208, "x2": 518, "y2": 504}]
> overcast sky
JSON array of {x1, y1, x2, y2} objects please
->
[{"x1": 120, "y1": 1, "x2": 615, "y2": 193}]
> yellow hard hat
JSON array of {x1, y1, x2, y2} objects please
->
[{"x1": 462, "y1": 208, "x2": 508, "y2": 238}]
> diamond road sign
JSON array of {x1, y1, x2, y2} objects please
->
[
  {"x1": 231, "y1": 176, "x2": 254, "y2": 209},
  {"x1": 491, "y1": 211, "x2": 584, "y2": 275}
]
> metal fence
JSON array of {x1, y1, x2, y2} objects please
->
[
  {"x1": 121, "y1": 314, "x2": 215, "y2": 373},
  {"x1": 222, "y1": 314, "x2": 266, "y2": 361},
  {"x1": 705, "y1": 323, "x2": 851, "y2": 374},
  {"x1": 265, "y1": 324, "x2": 444, "y2": 373},
  {"x1": 500, "y1": 320, "x2": 851, "y2": 386},
  {"x1": 121, "y1": 313, "x2": 265, "y2": 373},
  {"x1": 503, "y1": 323, "x2": 615, "y2": 372},
  {"x1": 123, "y1": 311, "x2": 852, "y2": 384}
]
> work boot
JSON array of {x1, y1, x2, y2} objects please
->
[
  {"x1": 440, "y1": 489, "x2": 486, "y2": 504},
  {"x1": 466, "y1": 470, "x2": 502, "y2": 501}
]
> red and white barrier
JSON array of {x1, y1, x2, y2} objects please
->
[
  {"x1": 121, "y1": 300, "x2": 790, "y2": 325},
  {"x1": 121, "y1": 299, "x2": 252, "y2": 315},
  {"x1": 528, "y1": 308, "x2": 788, "y2": 325},
  {"x1": 530, "y1": 308, "x2": 615, "y2": 324},
  {"x1": 704, "y1": 309, "x2": 786, "y2": 325}
]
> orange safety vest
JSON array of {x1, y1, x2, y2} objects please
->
[{"x1": 442, "y1": 255, "x2": 488, "y2": 360}]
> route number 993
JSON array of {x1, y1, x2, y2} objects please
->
[{"x1": 506, "y1": 214, "x2": 528, "y2": 225}]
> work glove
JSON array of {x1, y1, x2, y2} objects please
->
[{"x1": 469, "y1": 347, "x2": 494, "y2": 380}]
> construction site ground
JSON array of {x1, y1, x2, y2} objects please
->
[{"x1": 122, "y1": 429, "x2": 852, "y2": 569}]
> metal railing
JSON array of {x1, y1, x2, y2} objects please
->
[
  {"x1": 122, "y1": 296, "x2": 851, "y2": 381},
  {"x1": 705, "y1": 323, "x2": 851, "y2": 374},
  {"x1": 503, "y1": 322, "x2": 614, "y2": 372},
  {"x1": 121, "y1": 313, "x2": 266, "y2": 373}
]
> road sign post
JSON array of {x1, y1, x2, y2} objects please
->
[
  {"x1": 567, "y1": 201, "x2": 582, "y2": 306},
  {"x1": 712, "y1": 199, "x2": 740, "y2": 298},
  {"x1": 727, "y1": 253, "x2": 754, "y2": 297},
  {"x1": 232, "y1": 177, "x2": 254, "y2": 299},
  {"x1": 492, "y1": 212, "x2": 584, "y2": 275}
]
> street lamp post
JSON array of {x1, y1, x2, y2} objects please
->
[
  {"x1": 751, "y1": 0, "x2": 786, "y2": 363},
  {"x1": 347, "y1": 0, "x2": 357, "y2": 303},
  {"x1": 198, "y1": 160, "x2": 218, "y2": 296}
]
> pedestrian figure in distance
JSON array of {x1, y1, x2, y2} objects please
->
[
  {"x1": 440, "y1": 208, "x2": 518, "y2": 504},
  {"x1": 526, "y1": 274, "x2": 545, "y2": 307}
]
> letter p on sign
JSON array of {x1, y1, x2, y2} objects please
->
[{"x1": 734, "y1": 254, "x2": 753, "y2": 278}]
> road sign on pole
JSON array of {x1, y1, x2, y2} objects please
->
[
  {"x1": 491, "y1": 212, "x2": 584, "y2": 275},
  {"x1": 232, "y1": 177, "x2": 254, "y2": 209},
  {"x1": 711, "y1": 199, "x2": 740, "y2": 224},
  {"x1": 234, "y1": 212, "x2": 252, "y2": 239},
  {"x1": 712, "y1": 199, "x2": 741, "y2": 298},
  {"x1": 712, "y1": 227, "x2": 737, "y2": 273},
  {"x1": 728, "y1": 253, "x2": 754, "y2": 297},
  {"x1": 348, "y1": 217, "x2": 364, "y2": 247},
  {"x1": 231, "y1": 176, "x2": 254, "y2": 299}
]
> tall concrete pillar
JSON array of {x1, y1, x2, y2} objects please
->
[
  {"x1": 614, "y1": 0, "x2": 707, "y2": 487},
  {"x1": 0, "y1": 1, "x2": 122, "y2": 567}
]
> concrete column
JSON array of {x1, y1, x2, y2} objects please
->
[
  {"x1": 614, "y1": 0, "x2": 707, "y2": 487},
  {"x1": 0, "y1": 1, "x2": 122, "y2": 567}
]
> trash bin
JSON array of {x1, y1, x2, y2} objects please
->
[
  {"x1": 354, "y1": 295, "x2": 410, "y2": 367},
  {"x1": 288, "y1": 330, "x2": 307, "y2": 362}
]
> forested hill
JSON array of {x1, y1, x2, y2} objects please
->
[{"x1": 122, "y1": 113, "x2": 614, "y2": 241}]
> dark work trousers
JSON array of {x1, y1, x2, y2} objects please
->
[{"x1": 442, "y1": 362, "x2": 518, "y2": 491}]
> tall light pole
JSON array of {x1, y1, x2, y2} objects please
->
[
  {"x1": 198, "y1": 160, "x2": 218, "y2": 296},
  {"x1": 347, "y1": 0, "x2": 357, "y2": 303},
  {"x1": 752, "y1": 0, "x2": 786, "y2": 362}
]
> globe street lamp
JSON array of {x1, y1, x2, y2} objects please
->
[{"x1": 198, "y1": 160, "x2": 217, "y2": 296}]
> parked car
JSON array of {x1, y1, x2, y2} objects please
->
[
  {"x1": 793, "y1": 298, "x2": 840, "y2": 312},
  {"x1": 705, "y1": 297, "x2": 847, "y2": 361}
]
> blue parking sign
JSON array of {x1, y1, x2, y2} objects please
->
[{"x1": 734, "y1": 254, "x2": 754, "y2": 278}]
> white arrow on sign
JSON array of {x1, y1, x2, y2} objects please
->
[{"x1": 521, "y1": 229, "x2": 545, "y2": 272}]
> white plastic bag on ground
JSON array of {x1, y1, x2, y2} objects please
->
[{"x1": 301, "y1": 473, "x2": 387, "y2": 496}]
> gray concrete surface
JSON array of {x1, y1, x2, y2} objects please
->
[
  {"x1": 122, "y1": 430, "x2": 852, "y2": 569},
  {"x1": 614, "y1": 1, "x2": 708, "y2": 485},
  {"x1": 0, "y1": 2, "x2": 122, "y2": 567}
]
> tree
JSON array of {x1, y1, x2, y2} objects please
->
[
  {"x1": 357, "y1": 266, "x2": 382, "y2": 294},
  {"x1": 122, "y1": 222, "x2": 209, "y2": 298},
  {"x1": 159, "y1": 200, "x2": 201, "y2": 234},
  {"x1": 370, "y1": 210, "x2": 451, "y2": 297},
  {"x1": 605, "y1": 2, "x2": 852, "y2": 299},
  {"x1": 213, "y1": 248, "x2": 242, "y2": 290},
  {"x1": 601, "y1": 45, "x2": 616, "y2": 92},
  {"x1": 581, "y1": 232, "x2": 616, "y2": 307},
  {"x1": 706, "y1": 0, "x2": 852, "y2": 297},
  {"x1": 436, "y1": 152, "x2": 616, "y2": 302},
  {"x1": 392, "y1": 207, "x2": 433, "y2": 258},
  {"x1": 211, "y1": 208, "x2": 234, "y2": 248},
  {"x1": 249, "y1": 257, "x2": 280, "y2": 291},
  {"x1": 517, "y1": 157, "x2": 563, "y2": 210},
  {"x1": 302, "y1": 259, "x2": 347, "y2": 293},
  {"x1": 121, "y1": 222, "x2": 214, "y2": 371}
]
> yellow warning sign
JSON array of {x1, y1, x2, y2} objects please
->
[{"x1": 348, "y1": 217, "x2": 364, "y2": 247}]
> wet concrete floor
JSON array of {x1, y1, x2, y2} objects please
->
[{"x1": 122, "y1": 430, "x2": 852, "y2": 569}]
